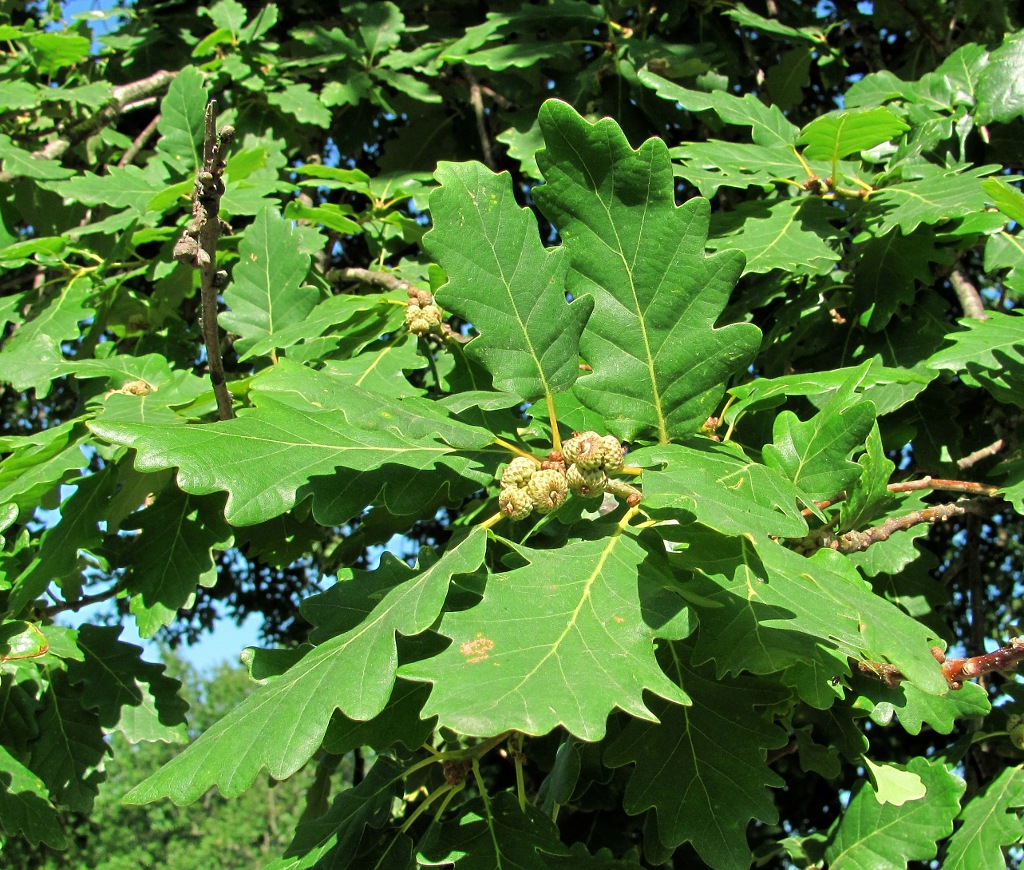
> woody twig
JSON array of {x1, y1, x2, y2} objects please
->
[
  {"x1": 855, "y1": 639, "x2": 1024, "y2": 692},
  {"x1": 173, "y1": 101, "x2": 234, "y2": 420},
  {"x1": 933, "y1": 640, "x2": 1024, "y2": 690}
]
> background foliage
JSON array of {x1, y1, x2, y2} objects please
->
[{"x1": 2, "y1": 0, "x2": 1024, "y2": 867}]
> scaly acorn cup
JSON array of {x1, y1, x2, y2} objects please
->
[
  {"x1": 406, "y1": 301, "x2": 444, "y2": 336},
  {"x1": 500, "y1": 456, "x2": 538, "y2": 489},
  {"x1": 598, "y1": 434, "x2": 625, "y2": 472},
  {"x1": 562, "y1": 431, "x2": 606, "y2": 470},
  {"x1": 499, "y1": 485, "x2": 534, "y2": 520},
  {"x1": 566, "y1": 464, "x2": 607, "y2": 498},
  {"x1": 527, "y1": 468, "x2": 569, "y2": 514}
]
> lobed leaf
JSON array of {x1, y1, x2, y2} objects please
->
[
  {"x1": 155, "y1": 65, "x2": 207, "y2": 172},
  {"x1": 423, "y1": 160, "x2": 593, "y2": 402},
  {"x1": 630, "y1": 441, "x2": 810, "y2": 539},
  {"x1": 605, "y1": 664, "x2": 788, "y2": 869},
  {"x1": 90, "y1": 360, "x2": 497, "y2": 526},
  {"x1": 763, "y1": 378, "x2": 876, "y2": 503},
  {"x1": 220, "y1": 207, "x2": 323, "y2": 357},
  {"x1": 402, "y1": 531, "x2": 693, "y2": 741},
  {"x1": 672, "y1": 530, "x2": 949, "y2": 694},
  {"x1": 825, "y1": 758, "x2": 964, "y2": 869},
  {"x1": 534, "y1": 100, "x2": 761, "y2": 442},
  {"x1": 68, "y1": 625, "x2": 189, "y2": 744},
  {"x1": 944, "y1": 766, "x2": 1024, "y2": 869},
  {"x1": 0, "y1": 746, "x2": 67, "y2": 849},
  {"x1": 124, "y1": 530, "x2": 486, "y2": 803},
  {"x1": 797, "y1": 107, "x2": 910, "y2": 161}
]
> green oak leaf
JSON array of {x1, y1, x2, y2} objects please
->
[
  {"x1": 27, "y1": 31, "x2": 90, "y2": 75},
  {"x1": 629, "y1": 440, "x2": 810, "y2": 539},
  {"x1": 671, "y1": 530, "x2": 948, "y2": 694},
  {"x1": 123, "y1": 529, "x2": 485, "y2": 803},
  {"x1": 401, "y1": 530, "x2": 693, "y2": 741},
  {"x1": 726, "y1": 361, "x2": 931, "y2": 422},
  {"x1": 840, "y1": 423, "x2": 897, "y2": 531},
  {"x1": 537, "y1": 736, "x2": 582, "y2": 816},
  {"x1": 868, "y1": 165, "x2": 997, "y2": 236},
  {"x1": 638, "y1": 68, "x2": 799, "y2": 146},
  {"x1": 67, "y1": 625, "x2": 189, "y2": 744},
  {"x1": 534, "y1": 100, "x2": 761, "y2": 442},
  {"x1": 944, "y1": 766, "x2": 1024, "y2": 869},
  {"x1": 665, "y1": 527, "x2": 847, "y2": 709},
  {"x1": 671, "y1": 140, "x2": 806, "y2": 196},
  {"x1": 267, "y1": 83, "x2": 333, "y2": 128},
  {"x1": 862, "y1": 758, "x2": 926, "y2": 806},
  {"x1": 29, "y1": 670, "x2": 108, "y2": 813},
  {"x1": 155, "y1": 65, "x2": 207, "y2": 171},
  {"x1": 321, "y1": 679, "x2": 435, "y2": 755},
  {"x1": 418, "y1": 793, "x2": 575, "y2": 868},
  {"x1": 982, "y1": 177, "x2": 1024, "y2": 225},
  {"x1": 0, "y1": 134, "x2": 74, "y2": 180},
  {"x1": 724, "y1": 4, "x2": 825, "y2": 44},
  {"x1": 120, "y1": 489, "x2": 233, "y2": 636},
  {"x1": 0, "y1": 745, "x2": 67, "y2": 849},
  {"x1": 763, "y1": 376, "x2": 876, "y2": 503},
  {"x1": 220, "y1": 207, "x2": 323, "y2": 357},
  {"x1": 89, "y1": 360, "x2": 497, "y2": 526},
  {"x1": 853, "y1": 678, "x2": 989, "y2": 736},
  {"x1": 240, "y1": 292, "x2": 397, "y2": 362},
  {"x1": 42, "y1": 162, "x2": 169, "y2": 211},
  {"x1": 926, "y1": 311, "x2": 1024, "y2": 374},
  {"x1": 605, "y1": 663, "x2": 788, "y2": 869},
  {"x1": 825, "y1": 757, "x2": 964, "y2": 869},
  {"x1": 0, "y1": 422, "x2": 86, "y2": 516},
  {"x1": 422, "y1": 160, "x2": 593, "y2": 402},
  {"x1": 262, "y1": 756, "x2": 403, "y2": 870},
  {"x1": 710, "y1": 197, "x2": 844, "y2": 276},
  {"x1": 797, "y1": 107, "x2": 910, "y2": 161},
  {"x1": 0, "y1": 277, "x2": 94, "y2": 394},
  {"x1": 7, "y1": 468, "x2": 115, "y2": 615},
  {"x1": 976, "y1": 29, "x2": 1024, "y2": 124},
  {"x1": 853, "y1": 227, "x2": 949, "y2": 330}
]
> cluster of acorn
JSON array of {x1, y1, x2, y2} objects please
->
[
  {"x1": 498, "y1": 431, "x2": 626, "y2": 521},
  {"x1": 405, "y1": 287, "x2": 444, "y2": 336}
]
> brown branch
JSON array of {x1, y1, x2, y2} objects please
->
[
  {"x1": 934, "y1": 639, "x2": 1024, "y2": 690},
  {"x1": 887, "y1": 476, "x2": 1001, "y2": 497},
  {"x1": 466, "y1": 68, "x2": 496, "y2": 170},
  {"x1": 173, "y1": 101, "x2": 234, "y2": 420},
  {"x1": 478, "y1": 85, "x2": 514, "y2": 111},
  {"x1": 327, "y1": 267, "x2": 414, "y2": 293},
  {"x1": 0, "y1": 70, "x2": 176, "y2": 183},
  {"x1": 117, "y1": 113, "x2": 161, "y2": 168},
  {"x1": 832, "y1": 502, "x2": 968, "y2": 553},
  {"x1": 858, "y1": 639, "x2": 1024, "y2": 693},
  {"x1": 765, "y1": 739, "x2": 798, "y2": 766},
  {"x1": 42, "y1": 584, "x2": 122, "y2": 618},
  {"x1": 949, "y1": 266, "x2": 989, "y2": 320},
  {"x1": 800, "y1": 476, "x2": 1000, "y2": 519},
  {"x1": 957, "y1": 439, "x2": 1005, "y2": 470}
]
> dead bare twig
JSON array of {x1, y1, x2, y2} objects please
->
[{"x1": 173, "y1": 101, "x2": 234, "y2": 420}]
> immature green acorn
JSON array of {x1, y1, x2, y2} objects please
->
[
  {"x1": 562, "y1": 431, "x2": 605, "y2": 470},
  {"x1": 500, "y1": 457, "x2": 537, "y2": 489},
  {"x1": 598, "y1": 434, "x2": 625, "y2": 472},
  {"x1": 499, "y1": 486, "x2": 534, "y2": 521},
  {"x1": 527, "y1": 469, "x2": 568, "y2": 514},
  {"x1": 566, "y1": 464, "x2": 607, "y2": 498},
  {"x1": 406, "y1": 301, "x2": 443, "y2": 336}
]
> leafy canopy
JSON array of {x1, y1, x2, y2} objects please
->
[{"x1": 2, "y1": 1, "x2": 1024, "y2": 868}]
